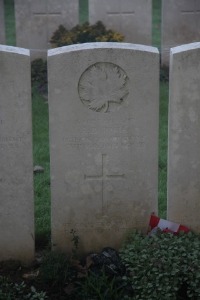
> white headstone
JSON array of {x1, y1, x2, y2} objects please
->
[
  {"x1": 48, "y1": 42, "x2": 159, "y2": 254},
  {"x1": 0, "y1": 45, "x2": 34, "y2": 263},
  {"x1": 0, "y1": 0, "x2": 5, "y2": 44},
  {"x1": 89, "y1": 0, "x2": 152, "y2": 44},
  {"x1": 162, "y1": 0, "x2": 200, "y2": 66},
  {"x1": 15, "y1": 0, "x2": 79, "y2": 59},
  {"x1": 168, "y1": 42, "x2": 200, "y2": 231}
]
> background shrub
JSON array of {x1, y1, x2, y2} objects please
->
[
  {"x1": 31, "y1": 59, "x2": 47, "y2": 96},
  {"x1": 160, "y1": 65, "x2": 169, "y2": 82},
  {"x1": 31, "y1": 21, "x2": 124, "y2": 95},
  {"x1": 50, "y1": 21, "x2": 124, "y2": 47},
  {"x1": 120, "y1": 231, "x2": 200, "y2": 300}
]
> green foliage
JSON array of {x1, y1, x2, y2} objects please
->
[
  {"x1": 79, "y1": 0, "x2": 88, "y2": 24},
  {"x1": 160, "y1": 66, "x2": 169, "y2": 82},
  {"x1": 0, "y1": 276, "x2": 47, "y2": 300},
  {"x1": 50, "y1": 21, "x2": 124, "y2": 47},
  {"x1": 152, "y1": 0, "x2": 161, "y2": 48},
  {"x1": 39, "y1": 252, "x2": 72, "y2": 288},
  {"x1": 120, "y1": 231, "x2": 200, "y2": 300},
  {"x1": 4, "y1": 0, "x2": 16, "y2": 46},
  {"x1": 70, "y1": 229, "x2": 80, "y2": 259},
  {"x1": 158, "y1": 82, "x2": 169, "y2": 218},
  {"x1": 76, "y1": 269, "x2": 125, "y2": 300},
  {"x1": 32, "y1": 90, "x2": 50, "y2": 246},
  {"x1": 31, "y1": 59, "x2": 48, "y2": 95}
]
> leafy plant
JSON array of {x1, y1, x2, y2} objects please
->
[
  {"x1": 31, "y1": 59, "x2": 48, "y2": 95},
  {"x1": 50, "y1": 21, "x2": 124, "y2": 48},
  {"x1": 160, "y1": 65, "x2": 169, "y2": 82},
  {"x1": 0, "y1": 276, "x2": 47, "y2": 300},
  {"x1": 39, "y1": 251, "x2": 73, "y2": 289},
  {"x1": 70, "y1": 229, "x2": 80, "y2": 259},
  {"x1": 120, "y1": 231, "x2": 200, "y2": 300},
  {"x1": 76, "y1": 269, "x2": 125, "y2": 300}
]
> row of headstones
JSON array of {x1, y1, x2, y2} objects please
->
[
  {"x1": 0, "y1": 41, "x2": 200, "y2": 264},
  {"x1": 1, "y1": 0, "x2": 200, "y2": 64}
]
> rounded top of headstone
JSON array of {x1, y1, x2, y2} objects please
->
[
  {"x1": 170, "y1": 42, "x2": 200, "y2": 55},
  {"x1": 0, "y1": 45, "x2": 30, "y2": 56},
  {"x1": 48, "y1": 42, "x2": 159, "y2": 57}
]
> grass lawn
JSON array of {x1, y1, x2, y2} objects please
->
[
  {"x1": 32, "y1": 90, "x2": 51, "y2": 247},
  {"x1": 152, "y1": 0, "x2": 161, "y2": 49},
  {"x1": 4, "y1": 0, "x2": 168, "y2": 245},
  {"x1": 79, "y1": 0, "x2": 88, "y2": 24}
]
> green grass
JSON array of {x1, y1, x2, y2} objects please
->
[
  {"x1": 152, "y1": 0, "x2": 161, "y2": 48},
  {"x1": 32, "y1": 90, "x2": 51, "y2": 247},
  {"x1": 4, "y1": 0, "x2": 16, "y2": 46},
  {"x1": 159, "y1": 81, "x2": 169, "y2": 218},
  {"x1": 79, "y1": 0, "x2": 88, "y2": 24},
  {"x1": 4, "y1": 0, "x2": 168, "y2": 244}
]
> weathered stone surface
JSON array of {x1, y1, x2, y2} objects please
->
[
  {"x1": 89, "y1": 0, "x2": 152, "y2": 44},
  {"x1": 168, "y1": 42, "x2": 200, "y2": 231},
  {"x1": 0, "y1": 45, "x2": 34, "y2": 263},
  {"x1": 161, "y1": 0, "x2": 200, "y2": 66},
  {"x1": 48, "y1": 42, "x2": 159, "y2": 254},
  {"x1": 0, "y1": 0, "x2": 5, "y2": 44},
  {"x1": 15, "y1": 0, "x2": 79, "y2": 59}
]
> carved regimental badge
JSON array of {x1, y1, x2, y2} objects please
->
[{"x1": 78, "y1": 62, "x2": 129, "y2": 113}]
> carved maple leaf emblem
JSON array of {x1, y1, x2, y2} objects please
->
[{"x1": 78, "y1": 62, "x2": 129, "y2": 113}]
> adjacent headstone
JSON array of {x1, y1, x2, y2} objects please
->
[
  {"x1": 15, "y1": 0, "x2": 79, "y2": 59},
  {"x1": 0, "y1": 0, "x2": 6, "y2": 44},
  {"x1": 162, "y1": 0, "x2": 200, "y2": 66},
  {"x1": 168, "y1": 42, "x2": 200, "y2": 231},
  {"x1": 48, "y1": 42, "x2": 159, "y2": 254},
  {"x1": 0, "y1": 45, "x2": 34, "y2": 263},
  {"x1": 89, "y1": 0, "x2": 152, "y2": 44}
]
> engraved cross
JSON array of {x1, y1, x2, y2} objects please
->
[{"x1": 84, "y1": 154, "x2": 125, "y2": 214}]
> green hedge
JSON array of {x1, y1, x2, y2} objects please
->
[
  {"x1": 50, "y1": 21, "x2": 124, "y2": 47},
  {"x1": 120, "y1": 231, "x2": 200, "y2": 300}
]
